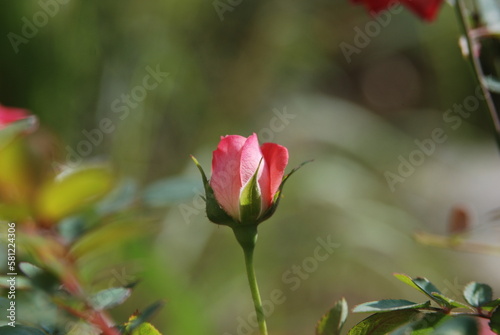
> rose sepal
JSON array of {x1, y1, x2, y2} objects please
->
[
  {"x1": 191, "y1": 155, "x2": 235, "y2": 226},
  {"x1": 239, "y1": 160, "x2": 263, "y2": 225}
]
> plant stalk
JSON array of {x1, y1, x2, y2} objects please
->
[
  {"x1": 243, "y1": 246, "x2": 269, "y2": 335},
  {"x1": 454, "y1": 0, "x2": 500, "y2": 144}
]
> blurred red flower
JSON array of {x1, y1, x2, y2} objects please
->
[
  {"x1": 0, "y1": 104, "x2": 32, "y2": 129},
  {"x1": 351, "y1": 0, "x2": 444, "y2": 21}
]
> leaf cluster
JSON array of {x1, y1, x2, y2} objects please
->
[{"x1": 317, "y1": 274, "x2": 500, "y2": 335}]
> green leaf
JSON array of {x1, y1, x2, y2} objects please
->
[
  {"x1": 0, "y1": 325, "x2": 47, "y2": 335},
  {"x1": 412, "y1": 277, "x2": 441, "y2": 296},
  {"x1": 0, "y1": 275, "x2": 31, "y2": 290},
  {"x1": 394, "y1": 273, "x2": 422, "y2": 291},
  {"x1": 66, "y1": 321, "x2": 100, "y2": 335},
  {"x1": 431, "y1": 293, "x2": 470, "y2": 310},
  {"x1": 433, "y1": 316, "x2": 478, "y2": 335},
  {"x1": 393, "y1": 274, "x2": 451, "y2": 309},
  {"x1": 0, "y1": 297, "x2": 9, "y2": 309},
  {"x1": 89, "y1": 287, "x2": 132, "y2": 310},
  {"x1": 36, "y1": 167, "x2": 114, "y2": 222},
  {"x1": 125, "y1": 300, "x2": 165, "y2": 333},
  {"x1": 70, "y1": 219, "x2": 151, "y2": 258},
  {"x1": 239, "y1": 161, "x2": 262, "y2": 225},
  {"x1": 316, "y1": 298, "x2": 348, "y2": 335},
  {"x1": 130, "y1": 322, "x2": 162, "y2": 335},
  {"x1": 142, "y1": 177, "x2": 199, "y2": 207},
  {"x1": 18, "y1": 262, "x2": 59, "y2": 292},
  {"x1": 347, "y1": 309, "x2": 420, "y2": 335},
  {"x1": 390, "y1": 313, "x2": 450, "y2": 334},
  {"x1": 57, "y1": 216, "x2": 87, "y2": 244},
  {"x1": 353, "y1": 300, "x2": 430, "y2": 313},
  {"x1": 463, "y1": 282, "x2": 493, "y2": 307},
  {"x1": 0, "y1": 203, "x2": 31, "y2": 223},
  {"x1": 0, "y1": 116, "x2": 38, "y2": 150},
  {"x1": 482, "y1": 299, "x2": 500, "y2": 311},
  {"x1": 19, "y1": 262, "x2": 43, "y2": 278},
  {"x1": 489, "y1": 306, "x2": 500, "y2": 334}
]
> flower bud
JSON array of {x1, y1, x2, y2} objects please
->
[{"x1": 193, "y1": 133, "x2": 290, "y2": 226}]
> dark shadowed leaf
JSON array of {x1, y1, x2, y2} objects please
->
[
  {"x1": 126, "y1": 300, "x2": 165, "y2": 333},
  {"x1": 57, "y1": 216, "x2": 87, "y2": 244},
  {"x1": 347, "y1": 309, "x2": 420, "y2": 335},
  {"x1": 316, "y1": 298, "x2": 348, "y2": 335},
  {"x1": 353, "y1": 300, "x2": 430, "y2": 313},
  {"x1": 412, "y1": 277, "x2": 441, "y2": 296},
  {"x1": 390, "y1": 312, "x2": 450, "y2": 334},
  {"x1": 489, "y1": 306, "x2": 500, "y2": 334},
  {"x1": 433, "y1": 316, "x2": 478, "y2": 335},
  {"x1": 18, "y1": 262, "x2": 59, "y2": 292},
  {"x1": 463, "y1": 282, "x2": 493, "y2": 307}
]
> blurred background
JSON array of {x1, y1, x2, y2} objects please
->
[{"x1": 2, "y1": 1, "x2": 500, "y2": 334}]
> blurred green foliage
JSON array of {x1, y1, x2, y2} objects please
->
[{"x1": 1, "y1": 1, "x2": 500, "y2": 335}]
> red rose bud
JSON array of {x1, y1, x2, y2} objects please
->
[
  {"x1": 0, "y1": 105, "x2": 33, "y2": 128},
  {"x1": 351, "y1": 0, "x2": 444, "y2": 21},
  {"x1": 192, "y1": 133, "x2": 290, "y2": 226}
]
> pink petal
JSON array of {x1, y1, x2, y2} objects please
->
[
  {"x1": 261, "y1": 143, "x2": 289, "y2": 207},
  {"x1": 240, "y1": 134, "x2": 268, "y2": 214},
  {"x1": 0, "y1": 105, "x2": 31, "y2": 128},
  {"x1": 239, "y1": 134, "x2": 264, "y2": 187},
  {"x1": 258, "y1": 163, "x2": 271, "y2": 212},
  {"x1": 210, "y1": 135, "x2": 247, "y2": 218}
]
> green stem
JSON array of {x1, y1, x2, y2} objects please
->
[
  {"x1": 243, "y1": 247, "x2": 269, "y2": 335},
  {"x1": 454, "y1": 0, "x2": 500, "y2": 144},
  {"x1": 232, "y1": 225, "x2": 268, "y2": 335}
]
